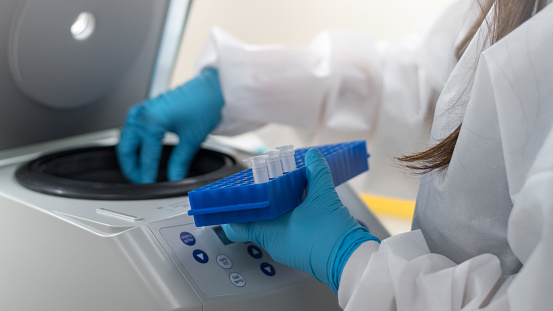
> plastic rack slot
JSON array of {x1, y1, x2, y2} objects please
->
[{"x1": 188, "y1": 140, "x2": 369, "y2": 227}]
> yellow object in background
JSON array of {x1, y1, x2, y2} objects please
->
[
  {"x1": 360, "y1": 194, "x2": 415, "y2": 219},
  {"x1": 360, "y1": 194, "x2": 415, "y2": 235}
]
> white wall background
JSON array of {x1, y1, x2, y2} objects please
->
[{"x1": 170, "y1": 0, "x2": 455, "y2": 199}]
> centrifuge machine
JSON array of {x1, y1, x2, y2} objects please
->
[{"x1": 0, "y1": 0, "x2": 389, "y2": 310}]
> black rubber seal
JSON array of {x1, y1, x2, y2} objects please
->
[{"x1": 15, "y1": 145, "x2": 245, "y2": 200}]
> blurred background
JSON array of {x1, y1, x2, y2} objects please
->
[{"x1": 170, "y1": 0, "x2": 455, "y2": 235}]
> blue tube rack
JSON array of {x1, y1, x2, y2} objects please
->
[{"x1": 188, "y1": 140, "x2": 369, "y2": 227}]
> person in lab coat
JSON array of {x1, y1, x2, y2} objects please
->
[{"x1": 117, "y1": 0, "x2": 553, "y2": 310}]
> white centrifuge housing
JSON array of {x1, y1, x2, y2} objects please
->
[{"x1": 0, "y1": 1, "x2": 389, "y2": 310}]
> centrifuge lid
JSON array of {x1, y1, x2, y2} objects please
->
[{"x1": 0, "y1": 0, "x2": 191, "y2": 152}]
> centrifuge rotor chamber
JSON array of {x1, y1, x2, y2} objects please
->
[{"x1": 15, "y1": 145, "x2": 246, "y2": 200}]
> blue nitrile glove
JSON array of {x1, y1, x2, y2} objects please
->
[
  {"x1": 223, "y1": 149, "x2": 380, "y2": 292},
  {"x1": 117, "y1": 68, "x2": 224, "y2": 183}
]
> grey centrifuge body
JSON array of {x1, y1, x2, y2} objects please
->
[{"x1": 0, "y1": 0, "x2": 388, "y2": 310}]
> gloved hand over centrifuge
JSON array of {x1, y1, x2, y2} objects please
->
[
  {"x1": 222, "y1": 149, "x2": 380, "y2": 292},
  {"x1": 117, "y1": 68, "x2": 224, "y2": 183}
]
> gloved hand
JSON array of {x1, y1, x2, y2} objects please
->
[
  {"x1": 117, "y1": 68, "x2": 224, "y2": 183},
  {"x1": 223, "y1": 148, "x2": 380, "y2": 292}
]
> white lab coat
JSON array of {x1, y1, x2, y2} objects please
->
[{"x1": 196, "y1": 0, "x2": 553, "y2": 310}]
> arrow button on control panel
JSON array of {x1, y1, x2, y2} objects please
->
[
  {"x1": 260, "y1": 262, "x2": 276, "y2": 276},
  {"x1": 193, "y1": 249, "x2": 209, "y2": 264},
  {"x1": 247, "y1": 245, "x2": 263, "y2": 259}
]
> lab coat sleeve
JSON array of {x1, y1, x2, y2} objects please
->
[
  {"x1": 337, "y1": 129, "x2": 553, "y2": 311},
  {"x1": 506, "y1": 136, "x2": 553, "y2": 311},
  {"x1": 195, "y1": 0, "x2": 479, "y2": 147},
  {"x1": 338, "y1": 231, "x2": 503, "y2": 310},
  {"x1": 337, "y1": 5, "x2": 553, "y2": 310}
]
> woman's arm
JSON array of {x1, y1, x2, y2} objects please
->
[
  {"x1": 195, "y1": 0, "x2": 478, "y2": 152},
  {"x1": 339, "y1": 5, "x2": 553, "y2": 309}
]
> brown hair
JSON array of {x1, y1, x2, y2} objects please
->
[{"x1": 399, "y1": 0, "x2": 548, "y2": 173}]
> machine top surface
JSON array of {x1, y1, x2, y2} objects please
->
[{"x1": 0, "y1": 0, "x2": 190, "y2": 153}]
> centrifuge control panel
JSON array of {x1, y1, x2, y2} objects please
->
[{"x1": 156, "y1": 222, "x2": 308, "y2": 297}]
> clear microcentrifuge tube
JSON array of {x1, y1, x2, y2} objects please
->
[
  {"x1": 276, "y1": 144, "x2": 296, "y2": 173},
  {"x1": 262, "y1": 150, "x2": 283, "y2": 179},
  {"x1": 243, "y1": 156, "x2": 269, "y2": 184}
]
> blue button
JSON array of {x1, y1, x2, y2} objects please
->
[
  {"x1": 247, "y1": 245, "x2": 263, "y2": 259},
  {"x1": 260, "y1": 262, "x2": 276, "y2": 276},
  {"x1": 180, "y1": 232, "x2": 196, "y2": 246},
  {"x1": 193, "y1": 249, "x2": 209, "y2": 264}
]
